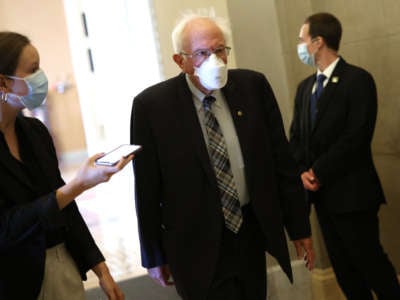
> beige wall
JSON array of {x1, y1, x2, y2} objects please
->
[
  {"x1": 227, "y1": 0, "x2": 295, "y2": 130},
  {"x1": 0, "y1": 0, "x2": 86, "y2": 156}
]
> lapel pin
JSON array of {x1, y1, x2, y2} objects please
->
[
  {"x1": 237, "y1": 110, "x2": 243, "y2": 117},
  {"x1": 331, "y1": 76, "x2": 339, "y2": 83}
]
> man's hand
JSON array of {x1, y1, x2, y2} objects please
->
[
  {"x1": 301, "y1": 169, "x2": 320, "y2": 191},
  {"x1": 293, "y1": 237, "x2": 315, "y2": 270},
  {"x1": 148, "y1": 265, "x2": 174, "y2": 287}
]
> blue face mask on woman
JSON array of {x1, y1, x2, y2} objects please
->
[
  {"x1": 4, "y1": 69, "x2": 49, "y2": 110},
  {"x1": 19, "y1": 69, "x2": 49, "y2": 110}
]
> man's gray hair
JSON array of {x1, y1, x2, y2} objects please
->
[{"x1": 171, "y1": 8, "x2": 232, "y2": 54}]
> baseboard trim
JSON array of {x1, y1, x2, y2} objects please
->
[
  {"x1": 311, "y1": 267, "x2": 346, "y2": 300},
  {"x1": 311, "y1": 268, "x2": 400, "y2": 300}
]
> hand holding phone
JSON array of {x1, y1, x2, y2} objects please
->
[{"x1": 95, "y1": 144, "x2": 142, "y2": 166}]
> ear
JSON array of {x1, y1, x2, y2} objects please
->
[
  {"x1": 0, "y1": 75, "x2": 14, "y2": 93},
  {"x1": 315, "y1": 36, "x2": 325, "y2": 48},
  {"x1": 173, "y1": 54, "x2": 184, "y2": 69},
  {"x1": 0, "y1": 75, "x2": 7, "y2": 88}
]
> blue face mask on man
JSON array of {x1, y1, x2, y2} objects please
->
[
  {"x1": 4, "y1": 69, "x2": 49, "y2": 110},
  {"x1": 297, "y1": 42, "x2": 315, "y2": 67}
]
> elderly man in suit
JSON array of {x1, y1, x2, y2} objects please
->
[
  {"x1": 289, "y1": 12, "x2": 400, "y2": 300},
  {"x1": 131, "y1": 11, "x2": 314, "y2": 300}
]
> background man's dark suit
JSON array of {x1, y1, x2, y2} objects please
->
[
  {"x1": 131, "y1": 69, "x2": 311, "y2": 299},
  {"x1": 0, "y1": 116, "x2": 104, "y2": 299},
  {"x1": 290, "y1": 58, "x2": 384, "y2": 211},
  {"x1": 290, "y1": 57, "x2": 400, "y2": 298}
]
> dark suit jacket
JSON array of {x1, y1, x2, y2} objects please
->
[
  {"x1": 289, "y1": 58, "x2": 385, "y2": 213},
  {"x1": 131, "y1": 69, "x2": 311, "y2": 299},
  {"x1": 0, "y1": 116, "x2": 104, "y2": 299}
]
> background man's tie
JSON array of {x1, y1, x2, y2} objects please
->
[
  {"x1": 203, "y1": 96, "x2": 242, "y2": 233},
  {"x1": 310, "y1": 74, "x2": 326, "y2": 125}
]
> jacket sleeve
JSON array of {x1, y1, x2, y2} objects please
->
[
  {"x1": 260, "y1": 74, "x2": 311, "y2": 240},
  {"x1": 64, "y1": 202, "x2": 105, "y2": 280},
  {"x1": 289, "y1": 82, "x2": 309, "y2": 174},
  {"x1": 0, "y1": 192, "x2": 60, "y2": 252},
  {"x1": 130, "y1": 95, "x2": 166, "y2": 268},
  {"x1": 35, "y1": 118, "x2": 105, "y2": 279}
]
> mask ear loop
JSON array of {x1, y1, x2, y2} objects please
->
[
  {"x1": 0, "y1": 75, "x2": 9, "y2": 102},
  {"x1": 0, "y1": 90, "x2": 4, "y2": 122},
  {"x1": 0, "y1": 75, "x2": 7, "y2": 122},
  {"x1": 1, "y1": 92, "x2": 8, "y2": 102}
]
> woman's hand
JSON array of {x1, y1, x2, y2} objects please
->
[
  {"x1": 74, "y1": 152, "x2": 133, "y2": 191},
  {"x1": 93, "y1": 262, "x2": 124, "y2": 300},
  {"x1": 56, "y1": 153, "x2": 134, "y2": 209}
]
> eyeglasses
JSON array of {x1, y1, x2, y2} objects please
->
[{"x1": 180, "y1": 46, "x2": 231, "y2": 65}]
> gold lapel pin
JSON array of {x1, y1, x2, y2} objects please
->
[
  {"x1": 331, "y1": 76, "x2": 339, "y2": 83},
  {"x1": 237, "y1": 110, "x2": 243, "y2": 117}
]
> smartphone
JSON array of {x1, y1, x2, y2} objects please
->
[{"x1": 95, "y1": 144, "x2": 142, "y2": 166}]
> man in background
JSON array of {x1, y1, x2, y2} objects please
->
[{"x1": 290, "y1": 12, "x2": 400, "y2": 300}]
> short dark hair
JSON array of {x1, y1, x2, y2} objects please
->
[
  {"x1": 305, "y1": 13, "x2": 342, "y2": 51},
  {"x1": 0, "y1": 32, "x2": 30, "y2": 75}
]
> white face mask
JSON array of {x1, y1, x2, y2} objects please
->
[
  {"x1": 297, "y1": 42, "x2": 315, "y2": 67},
  {"x1": 194, "y1": 54, "x2": 228, "y2": 91}
]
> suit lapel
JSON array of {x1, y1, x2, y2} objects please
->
[
  {"x1": 0, "y1": 120, "x2": 34, "y2": 191},
  {"x1": 175, "y1": 74, "x2": 217, "y2": 184},
  {"x1": 303, "y1": 76, "x2": 315, "y2": 134},
  {"x1": 221, "y1": 77, "x2": 250, "y2": 160},
  {"x1": 0, "y1": 149, "x2": 35, "y2": 191},
  {"x1": 312, "y1": 58, "x2": 346, "y2": 132},
  {"x1": 221, "y1": 75, "x2": 259, "y2": 189},
  {"x1": 17, "y1": 117, "x2": 54, "y2": 190}
]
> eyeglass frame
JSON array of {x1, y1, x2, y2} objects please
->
[{"x1": 180, "y1": 46, "x2": 231, "y2": 64}]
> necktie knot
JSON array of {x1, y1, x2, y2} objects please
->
[
  {"x1": 317, "y1": 74, "x2": 326, "y2": 85},
  {"x1": 314, "y1": 74, "x2": 326, "y2": 99},
  {"x1": 203, "y1": 95, "x2": 216, "y2": 111}
]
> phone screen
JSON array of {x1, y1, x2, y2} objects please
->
[{"x1": 95, "y1": 144, "x2": 141, "y2": 166}]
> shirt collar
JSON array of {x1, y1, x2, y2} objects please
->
[
  {"x1": 317, "y1": 57, "x2": 340, "y2": 80},
  {"x1": 185, "y1": 74, "x2": 222, "y2": 111}
]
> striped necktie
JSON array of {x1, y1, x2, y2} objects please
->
[{"x1": 203, "y1": 95, "x2": 242, "y2": 233}]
